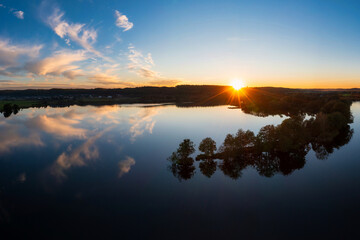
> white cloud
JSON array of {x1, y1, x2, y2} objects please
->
[
  {"x1": 47, "y1": 8, "x2": 105, "y2": 59},
  {"x1": 26, "y1": 49, "x2": 86, "y2": 78},
  {"x1": 114, "y1": 10, "x2": 133, "y2": 31},
  {"x1": 13, "y1": 10, "x2": 24, "y2": 19},
  {"x1": 0, "y1": 39, "x2": 42, "y2": 75}
]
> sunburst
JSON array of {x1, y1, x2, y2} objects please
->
[{"x1": 230, "y1": 79, "x2": 246, "y2": 90}]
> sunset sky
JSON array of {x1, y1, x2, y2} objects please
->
[{"x1": 1, "y1": 0, "x2": 360, "y2": 89}]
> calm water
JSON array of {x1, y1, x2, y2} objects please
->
[{"x1": 1, "y1": 103, "x2": 360, "y2": 239}]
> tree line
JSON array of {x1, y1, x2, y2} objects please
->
[{"x1": 168, "y1": 98, "x2": 353, "y2": 181}]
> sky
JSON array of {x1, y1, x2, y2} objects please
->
[{"x1": 1, "y1": 0, "x2": 360, "y2": 89}]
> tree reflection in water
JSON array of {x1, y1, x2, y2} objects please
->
[
  {"x1": 0, "y1": 103, "x2": 20, "y2": 118},
  {"x1": 168, "y1": 111, "x2": 353, "y2": 181},
  {"x1": 167, "y1": 139, "x2": 196, "y2": 181}
]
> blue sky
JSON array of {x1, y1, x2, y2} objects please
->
[{"x1": 1, "y1": 0, "x2": 360, "y2": 89}]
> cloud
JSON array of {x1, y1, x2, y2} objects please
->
[
  {"x1": 147, "y1": 79, "x2": 182, "y2": 86},
  {"x1": 135, "y1": 68, "x2": 158, "y2": 78},
  {"x1": 26, "y1": 49, "x2": 86, "y2": 78},
  {"x1": 129, "y1": 107, "x2": 159, "y2": 141},
  {"x1": 118, "y1": 156, "x2": 135, "y2": 177},
  {"x1": 0, "y1": 122, "x2": 44, "y2": 153},
  {"x1": 0, "y1": 81, "x2": 101, "y2": 89},
  {"x1": 47, "y1": 8, "x2": 105, "y2": 59},
  {"x1": 127, "y1": 45, "x2": 159, "y2": 79},
  {"x1": 88, "y1": 73, "x2": 135, "y2": 87},
  {"x1": 25, "y1": 114, "x2": 87, "y2": 139},
  {"x1": 114, "y1": 10, "x2": 133, "y2": 31},
  {"x1": 50, "y1": 128, "x2": 112, "y2": 180},
  {"x1": 63, "y1": 69, "x2": 84, "y2": 79},
  {"x1": 65, "y1": 105, "x2": 123, "y2": 125},
  {"x1": 0, "y1": 71, "x2": 13, "y2": 76},
  {"x1": 0, "y1": 4, "x2": 24, "y2": 19},
  {"x1": 13, "y1": 10, "x2": 24, "y2": 19},
  {"x1": 0, "y1": 39, "x2": 42, "y2": 72},
  {"x1": 127, "y1": 45, "x2": 180, "y2": 85}
]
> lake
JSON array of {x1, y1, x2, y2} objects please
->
[{"x1": 1, "y1": 103, "x2": 360, "y2": 239}]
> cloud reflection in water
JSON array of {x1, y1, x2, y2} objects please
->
[{"x1": 0, "y1": 105, "x2": 160, "y2": 180}]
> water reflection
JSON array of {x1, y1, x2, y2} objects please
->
[
  {"x1": 0, "y1": 105, "x2": 162, "y2": 184},
  {"x1": 0, "y1": 101, "x2": 359, "y2": 238},
  {"x1": 128, "y1": 107, "x2": 159, "y2": 142},
  {"x1": 0, "y1": 121, "x2": 44, "y2": 153},
  {"x1": 25, "y1": 114, "x2": 87, "y2": 139},
  {"x1": 167, "y1": 139, "x2": 196, "y2": 181},
  {"x1": 118, "y1": 156, "x2": 136, "y2": 178},
  {"x1": 50, "y1": 128, "x2": 112, "y2": 180},
  {"x1": 168, "y1": 112, "x2": 353, "y2": 180},
  {"x1": 0, "y1": 103, "x2": 20, "y2": 118}
]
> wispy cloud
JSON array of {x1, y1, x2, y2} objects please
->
[
  {"x1": 128, "y1": 45, "x2": 159, "y2": 79},
  {"x1": 1, "y1": 3, "x2": 25, "y2": 19},
  {"x1": 13, "y1": 10, "x2": 24, "y2": 19},
  {"x1": 114, "y1": 10, "x2": 133, "y2": 31},
  {"x1": 0, "y1": 4, "x2": 180, "y2": 88},
  {"x1": 47, "y1": 8, "x2": 105, "y2": 59}
]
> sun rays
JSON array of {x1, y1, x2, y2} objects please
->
[{"x1": 230, "y1": 78, "x2": 246, "y2": 91}]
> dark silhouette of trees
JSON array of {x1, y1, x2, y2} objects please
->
[
  {"x1": 196, "y1": 137, "x2": 218, "y2": 178},
  {"x1": 199, "y1": 160, "x2": 217, "y2": 178},
  {"x1": 198, "y1": 137, "x2": 217, "y2": 156},
  {"x1": 168, "y1": 99, "x2": 354, "y2": 180},
  {"x1": 1, "y1": 103, "x2": 20, "y2": 118},
  {"x1": 1, "y1": 85, "x2": 358, "y2": 114},
  {"x1": 167, "y1": 139, "x2": 196, "y2": 181}
]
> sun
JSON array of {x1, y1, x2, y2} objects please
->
[{"x1": 230, "y1": 79, "x2": 246, "y2": 90}]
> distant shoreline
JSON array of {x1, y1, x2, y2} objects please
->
[{"x1": 1, "y1": 85, "x2": 360, "y2": 114}]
